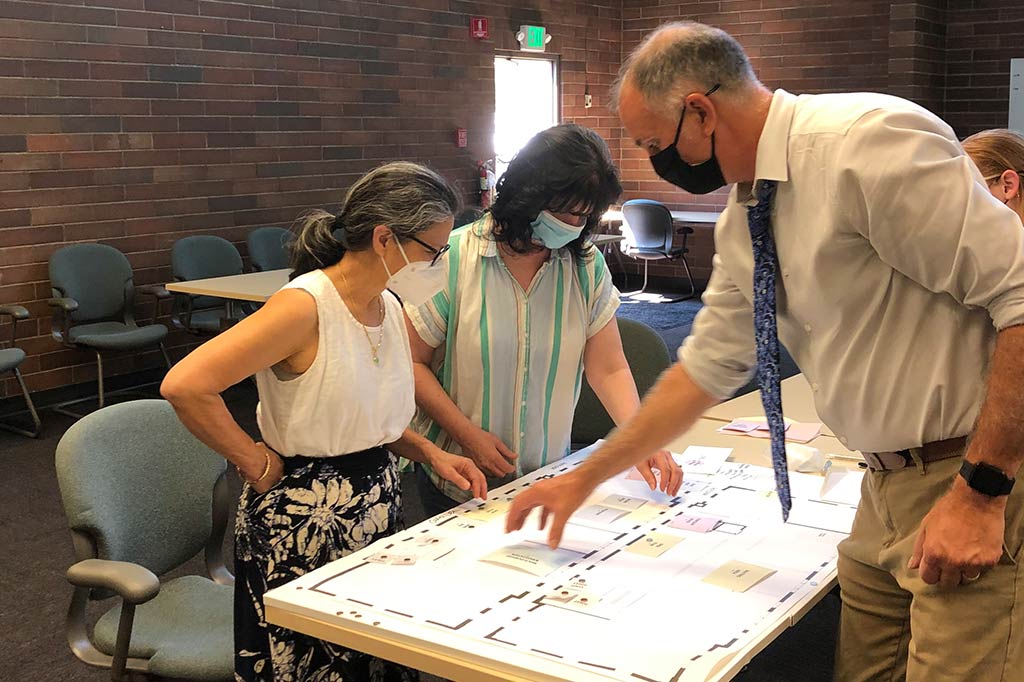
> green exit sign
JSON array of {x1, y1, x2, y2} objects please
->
[{"x1": 518, "y1": 24, "x2": 549, "y2": 52}]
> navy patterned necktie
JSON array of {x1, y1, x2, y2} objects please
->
[{"x1": 747, "y1": 179, "x2": 791, "y2": 520}]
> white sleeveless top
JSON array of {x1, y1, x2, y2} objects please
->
[{"x1": 255, "y1": 269, "x2": 415, "y2": 457}]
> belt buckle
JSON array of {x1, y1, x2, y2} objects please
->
[{"x1": 862, "y1": 450, "x2": 910, "y2": 472}]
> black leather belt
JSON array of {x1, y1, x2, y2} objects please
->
[{"x1": 860, "y1": 436, "x2": 967, "y2": 471}]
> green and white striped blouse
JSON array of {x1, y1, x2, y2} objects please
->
[{"x1": 405, "y1": 216, "x2": 620, "y2": 503}]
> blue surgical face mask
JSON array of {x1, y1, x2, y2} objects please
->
[{"x1": 530, "y1": 210, "x2": 584, "y2": 249}]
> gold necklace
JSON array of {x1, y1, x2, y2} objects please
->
[{"x1": 339, "y1": 270, "x2": 385, "y2": 366}]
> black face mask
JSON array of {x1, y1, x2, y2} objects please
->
[{"x1": 649, "y1": 84, "x2": 725, "y2": 194}]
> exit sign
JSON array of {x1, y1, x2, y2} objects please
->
[{"x1": 518, "y1": 24, "x2": 549, "y2": 52}]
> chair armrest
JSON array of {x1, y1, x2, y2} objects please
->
[
  {"x1": 0, "y1": 305, "x2": 29, "y2": 320},
  {"x1": 136, "y1": 285, "x2": 171, "y2": 300},
  {"x1": 47, "y1": 297, "x2": 79, "y2": 313},
  {"x1": 67, "y1": 559, "x2": 160, "y2": 605}
]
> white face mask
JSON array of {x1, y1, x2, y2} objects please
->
[{"x1": 381, "y1": 238, "x2": 446, "y2": 307}]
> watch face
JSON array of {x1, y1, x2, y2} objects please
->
[{"x1": 962, "y1": 460, "x2": 1015, "y2": 497}]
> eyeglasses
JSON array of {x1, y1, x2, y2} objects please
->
[{"x1": 407, "y1": 236, "x2": 450, "y2": 267}]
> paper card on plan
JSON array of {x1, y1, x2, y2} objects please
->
[
  {"x1": 786, "y1": 498, "x2": 857, "y2": 533},
  {"x1": 675, "y1": 445, "x2": 733, "y2": 475},
  {"x1": 819, "y1": 468, "x2": 864, "y2": 506},
  {"x1": 668, "y1": 514, "x2": 722, "y2": 533},
  {"x1": 755, "y1": 422, "x2": 790, "y2": 432},
  {"x1": 719, "y1": 419, "x2": 761, "y2": 433},
  {"x1": 521, "y1": 523, "x2": 618, "y2": 555},
  {"x1": 625, "y1": 468, "x2": 657, "y2": 482},
  {"x1": 625, "y1": 531, "x2": 683, "y2": 558},
  {"x1": 627, "y1": 504, "x2": 667, "y2": 523},
  {"x1": 600, "y1": 493, "x2": 648, "y2": 511},
  {"x1": 461, "y1": 499, "x2": 510, "y2": 522},
  {"x1": 785, "y1": 422, "x2": 823, "y2": 443},
  {"x1": 702, "y1": 560, "x2": 777, "y2": 592},
  {"x1": 574, "y1": 504, "x2": 630, "y2": 525},
  {"x1": 479, "y1": 542, "x2": 580, "y2": 576}
]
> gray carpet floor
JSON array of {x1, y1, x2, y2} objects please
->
[{"x1": 0, "y1": 303, "x2": 835, "y2": 682}]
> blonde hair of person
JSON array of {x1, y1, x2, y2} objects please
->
[{"x1": 962, "y1": 128, "x2": 1024, "y2": 223}]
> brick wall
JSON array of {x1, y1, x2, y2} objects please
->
[
  {"x1": 615, "y1": 1, "x2": 1022, "y2": 288},
  {"x1": 0, "y1": 0, "x2": 621, "y2": 399},
  {"x1": 618, "y1": 0, "x2": 894, "y2": 288},
  {"x1": 0, "y1": 0, "x2": 1021, "y2": 399},
  {"x1": 945, "y1": 0, "x2": 1023, "y2": 136}
]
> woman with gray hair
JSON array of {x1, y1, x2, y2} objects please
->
[{"x1": 161, "y1": 161, "x2": 486, "y2": 682}]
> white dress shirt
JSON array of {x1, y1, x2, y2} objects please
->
[{"x1": 680, "y1": 89, "x2": 1024, "y2": 452}]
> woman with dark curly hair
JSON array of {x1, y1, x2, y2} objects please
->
[{"x1": 405, "y1": 124, "x2": 683, "y2": 516}]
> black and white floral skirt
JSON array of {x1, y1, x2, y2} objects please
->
[{"x1": 234, "y1": 447, "x2": 420, "y2": 682}]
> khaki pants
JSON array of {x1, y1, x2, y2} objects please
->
[{"x1": 835, "y1": 451, "x2": 1024, "y2": 682}]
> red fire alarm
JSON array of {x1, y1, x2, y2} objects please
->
[
  {"x1": 470, "y1": 17, "x2": 489, "y2": 40},
  {"x1": 456, "y1": 128, "x2": 468, "y2": 148}
]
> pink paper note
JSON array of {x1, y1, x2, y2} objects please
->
[
  {"x1": 626, "y1": 468, "x2": 659, "y2": 482},
  {"x1": 668, "y1": 515, "x2": 721, "y2": 533},
  {"x1": 785, "y1": 422, "x2": 822, "y2": 443},
  {"x1": 755, "y1": 422, "x2": 790, "y2": 432}
]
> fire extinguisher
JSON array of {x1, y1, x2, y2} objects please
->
[
  {"x1": 477, "y1": 161, "x2": 490, "y2": 208},
  {"x1": 478, "y1": 159, "x2": 495, "y2": 209}
]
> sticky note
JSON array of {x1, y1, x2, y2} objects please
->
[
  {"x1": 703, "y1": 560, "x2": 776, "y2": 592},
  {"x1": 625, "y1": 532, "x2": 683, "y2": 558},
  {"x1": 600, "y1": 494, "x2": 648, "y2": 511},
  {"x1": 575, "y1": 504, "x2": 630, "y2": 524}
]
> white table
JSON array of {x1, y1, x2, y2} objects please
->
[
  {"x1": 165, "y1": 268, "x2": 290, "y2": 318},
  {"x1": 267, "y1": 398, "x2": 861, "y2": 682},
  {"x1": 267, "y1": 430, "x2": 858, "y2": 682},
  {"x1": 705, "y1": 374, "x2": 838, "y2": 439},
  {"x1": 602, "y1": 208, "x2": 722, "y2": 225}
]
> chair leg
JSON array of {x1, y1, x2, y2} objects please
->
[
  {"x1": 159, "y1": 342, "x2": 172, "y2": 370},
  {"x1": 679, "y1": 255, "x2": 696, "y2": 300},
  {"x1": 96, "y1": 351, "x2": 106, "y2": 409},
  {"x1": 54, "y1": 347, "x2": 168, "y2": 419},
  {"x1": 0, "y1": 368, "x2": 42, "y2": 438},
  {"x1": 640, "y1": 260, "x2": 650, "y2": 294},
  {"x1": 110, "y1": 602, "x2": 136, "y2": 682}
]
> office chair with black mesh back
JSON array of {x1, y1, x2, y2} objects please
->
[
  {"x1": 48, "y1": 243, "x2": 171, "y2": 418},
  {"x1": 621, "y1": 199, "x2": 695, "y2": 302},
  {"x1": 0, "y1": 305, "x2": 41, "y2": 437}
]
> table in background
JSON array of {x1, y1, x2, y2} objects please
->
[{"x1": 164, "y1": 268, "x2": 289, "y2": 318}]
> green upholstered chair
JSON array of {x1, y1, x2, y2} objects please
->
[
  {"x1": 48, "y1": 243, "x2": 171, "y2": 417},
  {"x1": 246, "y1": 226, "x2": 292, "y2": 273},
  {"x1": 0, "y1": 304, "x2": 41, "y2": 437},
  {"x1": 56, "y1": 399, "x2": 233, "y2": 682},
  {"x1": 170, "y1": 235, "x2": 245, "y2": 335},
  {"x1": 571, "y1": 317, "x2": 672, "y2": 445}
]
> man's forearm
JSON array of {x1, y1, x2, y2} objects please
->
[
  {"x1": 576, "y1": 363, "x2": 719, "y2": 486},
  {"x1": 965, "y1": 325, "x2": 1024, "y2": 485}
]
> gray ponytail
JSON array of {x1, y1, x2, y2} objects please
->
[
  {"x1": 289, "y1": 209, "x2": 345, "y2": 279},
  {"x1": 289, "y1": 161, "x2": 459, "y2": 278}
]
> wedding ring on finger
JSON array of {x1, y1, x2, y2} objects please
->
[{"x1": 962, "y1": 570, "x2": 982, "y2": 584}]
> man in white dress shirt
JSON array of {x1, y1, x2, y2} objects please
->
[{"x1": 507, "y1": 21, "x2": 1024, "y2": 681}]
